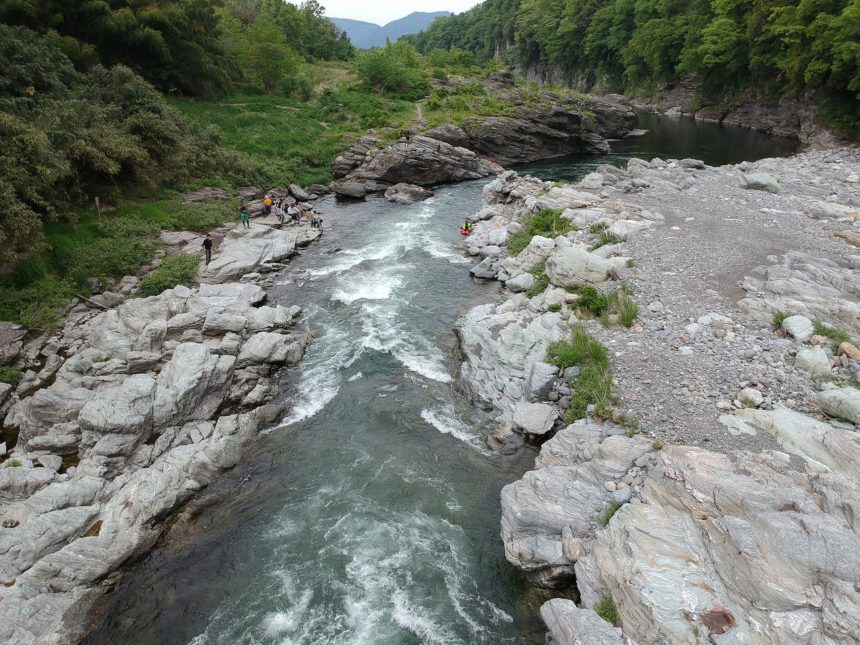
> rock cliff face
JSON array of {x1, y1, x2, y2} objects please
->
[{"x1": 0, "y1": 222, "x2": 317, "y2": 643}]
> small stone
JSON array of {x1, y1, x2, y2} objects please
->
[
  {"x1": 604, "y1": 481, "x2": 617, "y2": 492},
  {"x1": 738, "y1": 387, "x2": 764, "y2": 408},
  {"x1": 647, "y1": 301, "x2": 664, "y2": 312},
  {"x1": 2, "y1": 519, "x2": 19, "y2": 529},
  {"x1": 781, "y1": 315, "x2": 814, "y2": 342}
]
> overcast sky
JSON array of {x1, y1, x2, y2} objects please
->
[{"x1": 295, "y1": 1, "x2": 482, "y2": 26}]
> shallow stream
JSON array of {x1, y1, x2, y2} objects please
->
[{"x1": 88, "y1": 115, "x2": 798, "y2": 645}]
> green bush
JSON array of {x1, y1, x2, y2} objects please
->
[
  {"x1": 139, "y1": 253, "x2": 200, "y2": 297},
  {"x1": 570, "y1": 286, "x2": 610, "y2": 317},
  {"x1": 593, "y1": 231, "x2": 626, "y2": 250},
  {"x1": 618, "y1": 295, "x2": 639, "y2": 328},
  {"x1": 593, "y1": 594, "x2": 619, "y2": 625},
  {"x1": 356, "y1": 43, "x2": 430, "y2": 100}
]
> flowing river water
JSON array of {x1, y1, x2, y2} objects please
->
[{"x1": 88, "y1": 115, "x2": 797, "y2": 645}]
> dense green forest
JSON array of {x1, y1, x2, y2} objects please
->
[{"x1": 405, "y1": 0, "x2": 860, "y2": 129}]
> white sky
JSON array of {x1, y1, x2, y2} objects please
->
[{"x1": 291, "y1": 1, "x2": 482, "y2": 26}]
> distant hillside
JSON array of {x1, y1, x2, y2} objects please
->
[{"x1": 331, "y1": 11, "x2": 449, "y2": 49}]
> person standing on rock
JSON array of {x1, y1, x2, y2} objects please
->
[
  {"x1": 240, "y1": 207, "x2": 250, "y2": 229},
  {"x1": 202, "y1": 234, "x2": 213, "y2": 265}
]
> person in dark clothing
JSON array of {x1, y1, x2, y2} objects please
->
[{"x1": 202, "y1": 234, "x2": 213, "y2": 265}]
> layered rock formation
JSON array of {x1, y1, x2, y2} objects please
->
[
  {"x1": 0, "y1": 223, "x2": 316, "y2": 643},
  {"x1": 330, "y1": 81, "x2": 635, "y2": 197}
]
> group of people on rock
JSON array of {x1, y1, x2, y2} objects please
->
[
  {"x1": 204, "y1": 192, "x2": 325, "y2": 267},
  {"x1": 239, "y1": 194, "x2": 324, "y2": 229}
]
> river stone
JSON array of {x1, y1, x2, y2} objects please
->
[
  {"x1": 236, "y1": 332, "x2": 306, "y2": 368},
  {"x1": 740, "y1": 172, "x2": 780, "y2": 193},
  {"x1": 738, "y1": 387, "x2": 764, "y2": 408},
  {"x1": 383, "y1": 183, "x2": 433, "y2": 205},
  {"x1": 794, "y1": 347, "x2": 831, "y2": 375},
  {"x1": 818, "y1": 387, "x2": 860, "y2": 424},
  {"x1": 540, "y1": 599, "x2": 623, "y2": 645},
  {"x1": 506, "y1": 272, "x2": 535, "y2": 293},
  {"x1": 545, "y1": 242, "x2": 611, "y2": 287},
  {"x1": 512, "y1": 402, "x2": 557, "y2": 435},
  {"x1": 781, "y1": 315, "x2": 814, "y2": 341},
  {"x1": 288, "y1": 184, "x2": 311, "y2": 201}
]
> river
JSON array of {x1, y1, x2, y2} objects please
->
[{"x1": 87, "y1": 115, "x2": 797, "y2": 645}]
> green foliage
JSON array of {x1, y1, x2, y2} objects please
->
[
  {"x1": 139, "y1": 253, "x2": 200, "y2": 297},
  {"x1": 0, "y1": 25, "x2": 248, "y2": 267},
  {"x1": 813, "y1": 320, "x2": 853, "y2": 348},
  {"x1": 546, "y1": 324, "x2": 617, "y2": 422},
  {"x1": 171, "y1": 87, "x2": 414, "y2": 187},
  {"x1": 3, "y1": 459, "x2": 22, "y2": 468},
  {"x1": 593, "y1": 594, "x2": 619, "y2": 624},
  {"x1": 507, "y1": 208, "x2": 576, "y2": 256},
  {"x1": 592, "y1": 231, "x2": 626, "y2": 250},
  {"x1": 356, "y1": 42, "x2": 430, "y2": 100},
  {"x1": 652, "y1": 440, "x2": 664, "y2": 450},
  {"x1": 547, "y1": 303, "x2": 562, "y2": 312},
  {"x1": 600, "y1": 502, "x2": 623, "y2": 527},
  {"x1": 618, "y1": 295, "x2": 639, "y2": 327},
  {"x1": 569, "y1": 286, "x2": 610, "y2": 317},
  {"x1": 527, "y1": 263, "x2": 551, "y2": 297},
  {"x1": 772, "y1": 309, "x2": 795, "y2": 328},
  {"x1": 407, "y1": 0, "x2": 860, "y2": 136},
  {"x1": 0, "y1": 366, "x2": 22, "y2": 384}
]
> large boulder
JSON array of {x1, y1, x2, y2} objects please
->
[
  {"x1": 202, "y1": 224, "x2": 296, "y2": 283},
  {"x1": 740, "y1": 172, "x2": 780, "y2": 193},
  {"x1": 333, "y1": 136, "x2": 501, "y2": 194},
  {"x1": 78, "y1": 374, "x2": 156, "y2": 435},
  {"x1": 455, "y1": 298, "x2": 567, "y2": 421},
  {"x1": 540, "y1": 599, "x2": 623, "y2": 645},
  {"x1": 545, "y1": 241, "x2": 611, "y2": 287},
  {"x1": 818, "y1": 387, "x2": 860, "y2": 424},
  {"x1": 383, "y1": 183, "x2": 434, "y2": 205},
  {"x1": 794, "y1": 347, "x2": 831, "y2": 375},
  {"x1": 512, "y1": 402, "x2": 557, "y2": 435},
  {"x1": 781, "y1": 314, "x2": 814, "y2": 341},
  {"x1": 0, "y1": 322, "x2": 26, "y2": 366}
]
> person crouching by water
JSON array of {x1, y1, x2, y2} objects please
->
[
  {"x1": 287, "y1": 204, "x2": 300, "y2": 223},
  {"x1": 312, "y1": 215, "x2": 323, "y2": 229},
  {"x1": 240, "y1": 206, "x2": 250, "y2": 229},
  {"x1": 202, "y1": 234, "x2": 213, "y2": 265}
]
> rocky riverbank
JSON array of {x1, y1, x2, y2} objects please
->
[
  {"x1": 455, "y1": 148, "x2": 860, "y2": 642},
  {"x1": 0, "y1": 211, "x2": 322, "y2": 643}
]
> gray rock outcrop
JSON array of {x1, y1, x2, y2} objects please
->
[
  {"x1": 332, "y1": 136, "x2": 501, "y2": 197},
  {"x1": 0, "y1": 248, "x2": 311, "y2": 642},
  {"x1": 202, "y1": 224, "x2": 300, "y2": 283},
  {"x1": 454, "y1": 296, "x2": 566, "y2": 424},
  {"x1": 540, "y1": 599, "x2": 623, "y2": 645}
]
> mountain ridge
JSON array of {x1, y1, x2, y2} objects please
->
[{"x1": 331, "y1": 11, "x2": 449, "y2": 49}]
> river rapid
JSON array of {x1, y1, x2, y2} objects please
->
[{"x1": 88, "y1": 115, "x2": 797, "y2": 645}]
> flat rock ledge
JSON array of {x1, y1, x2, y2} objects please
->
[{"x1": 0, "y1": 231, "x2": 315, "y2": 642}]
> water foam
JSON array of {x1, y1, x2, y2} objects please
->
[
  {"x1": 421, "y1": 406, "x2": 488, "y2": 453},
  {"x1": 331, "y1": 274, "x2": 402, "y2": 305}
]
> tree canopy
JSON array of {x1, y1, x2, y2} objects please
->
[{"x1": 405, "y1": 0, "x2": 860, "y2": 129}]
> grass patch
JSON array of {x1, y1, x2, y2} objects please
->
[
  {"x1": 547, "y1": 303, "x2": 562, "y2": 313},
  {"x1": 546, "y1": 325, "x2": 618, "y2": 422},
  {"x1": 652, "y1": 440, "x2": 664, "y2": 450},
  {"x1": 0, "y1": 367, "x2": 22, "y2": 385},
  {"x1": 2, "y1": 459, "x2": 22, "y2": 468},
  {"x1": 600, "y1": 501, "x2": 623, "y2": 526},
  {"x1": 526, "y1": 263, "x2": 551, "y2": 297},
  {"x1": 171, "y1": 86, "x2": 415, "y2": 187},
  {"x1": 618, "y1": 296, "x2": 640, "y2": 328},
  {"x1": 772, "y1": 309, "x2": 795, "y2": 328},
  {"x1": 139, "y1": 254, "x2": 200, "y2": 297},
  {"x1": 507, "y1": 208, "x2": 577, "y2": 256},
  {"x1": 813, "y1": 320, "x2": 853, "y2": 349},
  {"x1": 589, "y1": 222, "x2": 608, "y2": 234},
  {"x1": 593, "y1": 594, "x2": 619, "y2": 625},
  {"x1": 592, "y1": 230, "x2": 626, "y2": 250}
]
